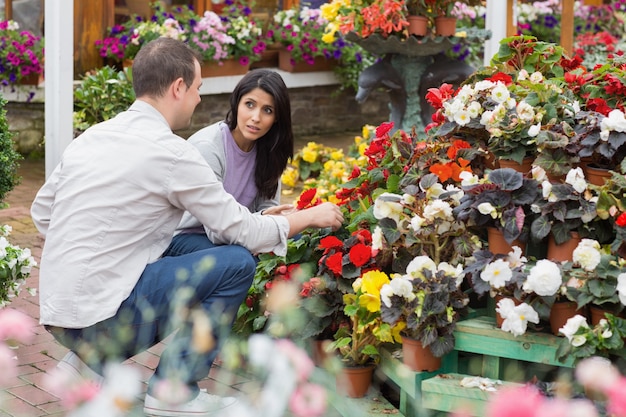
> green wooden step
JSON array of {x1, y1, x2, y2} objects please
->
[
  {"x1": 453, "y1": 316, "x2": 576, "y2": 371},
  {"x1": 421, "y1": 373, "x2": 523, "y2": 416}
]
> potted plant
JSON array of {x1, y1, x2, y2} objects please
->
[
  {"x1": 268, "y1": 7, "x2": 340, "y2": 71},
  {"x1": 371, "y1": 173, "x2": 480, "y2": 271},
  {"x1": 529, "y1": 167, "x2": 607, "y2": 250},
  {"x1": 556, "y1": 313, "x2": 626, "y2": 363},
  {"x1": 320, "y1": 0, "x2": 410, "y2": 40},
  {"x1": 188, "y1": 5, "x2": 266, "y2": 72},
  {"x1": 0, "y1": 20, "x2": 44, "y2": 86},
  {"x1": 567, "y1": 109, "x2": 626, "y2": 183},
  {"x1": 329, "y1": 269, "x2": 401, "y2": 397},
  {"x1": 95, "y1": 9, "x2": 188, "y2": 64},
  {"x1": 454, "y1": 167, "x2": 541, "y2": 247},
  {"x1": 379, "y1": 255, "x2": 469, "y2": 371},
  {"x1": 561, "y1": 238, "x2": 626, "y2": 323}
]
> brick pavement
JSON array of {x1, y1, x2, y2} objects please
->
[{"x1": 0, "y1": 132, "x2": 357, "y2": 416}]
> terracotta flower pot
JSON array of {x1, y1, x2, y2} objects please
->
[
  {"x1": 583, "y1": 165, "x2": 612, "y2": 187},
  {"x1": 550, "y1": 301, "x2": 584, "y2": 336},
  {"x1": 487, "y1": 227, "x2": 526, "y2": 256},
  {"x1": 546, "y1": 232, "x2": 581, "y2": 262},
  {"x1": 336, "y1": 364, "x2": 375, "y2": 398},
  {"x1": 401, "y1": 336, "x2": 441, "y2": 372},
  {"x1": 407, "y1": 15, "x2": 429, "y2": 36},
  {"x1": 498, "y1": 156, "x2": 535, "y2": 175},
  {"x1": 434, "y1": 16, "x2": 457, "y2": 36}
]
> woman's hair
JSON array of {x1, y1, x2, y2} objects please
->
[
  {"x1": 132, "y1": 37, "x2": 201, "y2": 98},
  {"x1": 225, "y1": 69, "x2": 294, "y2": 200}
]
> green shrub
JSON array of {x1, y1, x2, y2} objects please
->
[
  {"x1": 0, "y1": 95, "x2": 22, "y2": 208},
  {"x1": 73, "y1": 65, "x2": 135, "y2": 133}
]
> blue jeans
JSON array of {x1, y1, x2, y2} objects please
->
[{"x1": 47, "y1": 233, "x2": 255, "y2": 396}]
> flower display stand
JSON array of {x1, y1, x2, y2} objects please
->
[{"x1": 419, "y1": 316, "x2": 578, "y2": 416}]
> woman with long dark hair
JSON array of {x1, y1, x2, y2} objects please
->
[{"x1": 173, "y1": 69, "x2": 296, "y2": 251}]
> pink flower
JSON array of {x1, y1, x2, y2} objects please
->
[
  {"x1": 275, "y1": 339, "x2": 314, "y2": 383},
  {"x1": 486, "y1": 385, "x2": 545, "y2": 417},
  {"x1": 607, "y1": 376, "x2": 626, "y2": 417},
  {"x1": 575, "y1": 356, "x2": 620, "y2": 392},
  {"x1": 0, "y1": 308, "x2": 35, "y2": 345},
  {"x1": 288, "y1": 383, "x2": 327, "y2": 417}
]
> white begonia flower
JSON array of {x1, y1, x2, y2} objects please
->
[
  {"x1": 438, "y1": 262, "x2": 465, "y2": 287},
  {"x1": 565, "y1": 167, "x2": 588, "y2": 193},
  {"x1": 507, "y1": 246, "x2": 527, "y2": 268},
  {"x1": 467, "y1": 101, "x2": 482, "y2": 119},
  {"x1": 617, "y1": 272, "x2": 626, "y2": 306},
  {"x1": 516, "y1": 101, "x2": 536, "y2": 123},
  {"x1": 601, "y1": 108, "x2": 626, "y2": 134},
  {"x1": 373, "y1": 192, "x2": 404, "y2": 224},
  {"x1": 598, "y1": 319, "x2": 613, "y2": 339},
  {"x1": 531, "y1": 165, "x2": 547, "y2": 182},
  {"x1": 380, "y1": 276, "x2": 415, "y2": 307},
  {"x1": 423, "y1": 200, "x2": 453, "y2": 221},
  {"x1": 479, "y1": 110, "x2": 494, "y2": 126},
  {"x1": 505, "y1": 97, "x2": 517, "y2": 109},
  {"x1": 406, "y1": 256, "x2": 437, "y2": 279},
  {"x1": 498, "y1": 300, "x2": 539, "y2": 337},
  {"x1": 372, "y1": 226, "x2": 383, "y2": 251},
  {"x1": 542, "y1": 180, "x2": 558, "y2": 202},
  {"x1": 477, "y1": 202, "x2": 498, "y2": 219},
  {"x1": 460, "y1": 171, "x2": 479, "y2": 186},
  {"x1": 445, "y1": 184, "x2": 463, "y2": 204},
  {"x1": 527, "y1": 122, "x2": 541, "y2": 137},
  {"x1": 572, "y1": 239, "x2": 602, "y2": 271},
  {"x1": 480, "y1": 259, "x2": 513, "y2": 289},
  {"x1": 491, "y1": 82, "x2": 510, "y2": 103},
  {"x1": 523, "y1": 259, "x2": 562, "y2": 296},
  {"x1": 410, "y1": 215, "x2": 425, "y2": 233},
  {"x1": 474, "y1": 80, "x2": 494, "y2": 91},
  {"x1": 425, "y1": 182, "x2": 445, "y2": 199},
  {"x1": 559, "y1": 314, "x2": 589, "y2": 346},
  {"x1": 529, "y1": 71, "x2": 544, "y2": 83}
]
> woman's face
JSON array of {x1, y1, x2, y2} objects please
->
[{"x1": 232, "y1": 87, "x2": 276, "y2": 152}]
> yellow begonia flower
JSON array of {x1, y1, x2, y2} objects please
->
[
  {"x1": 330, "y1": 150, "x2": 344, "y2": 160},
  {"x1": 281, "y1": 167, "x2": 298, "y2": 188},
  {"x1": 359, "y1": 292, "x2": 381, "y2": 313},
  {"x1": 358, "y1": 143, "x2": 368, "y2": 156},
  {"x1": 302, "y1": 147, "x2": 317, "y2": 163},
  {"x1": 361, "y1": 270, "x2": 390, "y2": 298}
]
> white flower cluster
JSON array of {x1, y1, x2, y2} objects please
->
[
  {"x1": 0, "y1": 224, "x2": 37, "y2": 307},
  {"x1": 479, "y1": 246, "x2": 526, "y2": 290},
  {"x1": 600, "y1": 108, "x2": 626, "y2": 141},
  {"x1": 496, "y1": 298, "x2": 539, "y2": 337},
  {"x1": 380, "y1": 256, "x2": 464, "y2": 308}
]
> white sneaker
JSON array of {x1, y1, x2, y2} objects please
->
[
  {"x1": 143, "y1": 390, "x2": 237, "y2": 416},
  {"x1": 56, "y1": 351, "x2": 104, "y2": 387}
]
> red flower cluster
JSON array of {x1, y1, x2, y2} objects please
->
[{"x1": 318, "y1": 229, "x2": 374, "y2": 277}]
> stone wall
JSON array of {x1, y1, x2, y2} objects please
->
[
  {"x1": 178, "y1": 85, "x2": 390, "y2": 139},
  {"x1": 5, "y1": 85, "x2": 390, "y2": 159},
  {"x1": 5, "y1": 101, "x2": 45, "y2": 158}
]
